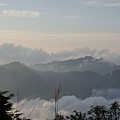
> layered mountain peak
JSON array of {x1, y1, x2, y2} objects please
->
[{"x1": 33, "y1": 56, "x2": 118, "y2": 75}]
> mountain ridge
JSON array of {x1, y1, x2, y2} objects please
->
[
  {"x1": 0, "y1": 59, "x2": 120, "y2": 99},
  {"x1": 33, "y1": 56, "x2": 119, "y2": 75}
]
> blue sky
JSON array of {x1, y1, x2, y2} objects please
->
[{"x1": 0, "y1": 0, "x2": 120, "y2": 52}]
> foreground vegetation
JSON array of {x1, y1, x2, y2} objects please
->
[
  {"x1": 55, "y1": 101, "x2": 120, "y2": 120},
  {"x1": 1, "y1": 90, "x2": 120, "y2": 120},
  {"x1": 0, "y1": 91, "x2": 30, "y2": 120}
]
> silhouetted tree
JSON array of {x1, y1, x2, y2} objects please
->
[
  {"x1": 55, "y1": 114, "x2": 65, "y2": 120},
  {"x1": 0, "y1": 91, "x2": 14, "y2": 120},
  {"x1": 88, "y1": 105, "x2": 108, "y2": 120},
  {"x1": 66, "y1": 110, "x2": 86, "y2": 120},
  {"x1": 54, "y1": 101, "x2": 120, "y2": 120},
  {"x1": 0, "y1": 90, "x2": 30, "y2": 120},
  {"x1": 108, "y1": 101, "x2": 120, "y2": 120}
]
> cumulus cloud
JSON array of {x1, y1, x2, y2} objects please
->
[
  {"x1": 0, "y1": 43, "x2": 50, "y2": 65},
  {"x1": 1, "y1": 43, "x2": 120, "y2": 65},
  {"x1": 101, "y1": 51, "x2": 120, "y2": 65},
  {"x1": 51, "y1": 48, "x2": 120, "y2": 65},
  {"x1": 51, "y1": 47, "x2": 97, "y2": 61},
  {"x1": 0, "y1": 43, "x2": 101, "y2": 65},
  {"x1": 94, "y1": 49, "x2": 110, "y2": 58},
  {"x1": 92, "y1": 88, "x2": 120, "y2": 99},
  {"x1": 50, "y1": 47, "x2": 112, "y2": 64},
  {"x1": 1, "y1": 10, "x2": 40, "y2": 17},
  {"x1": 13, "y1": 95, "x2": 120, "y2": 120}
]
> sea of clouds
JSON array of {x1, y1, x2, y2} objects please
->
[
  {"x1": 13, "y1": 88, "x2": 120, "y2": 120},
  {"x1": 1, "y1": 43, "x2": 120, "y2": 120}
]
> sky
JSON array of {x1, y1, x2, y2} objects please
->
[
  {"x1": 1, "y1": 1, "x2": 120, "y2": 119},
  {"x1": 0, "y1": 0, "x2": 120, "y2": 53}
]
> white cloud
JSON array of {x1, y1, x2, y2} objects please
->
[
  {"x1": 83, "y1": 0, "x2": 99, "y2": 5},
  {"x1": 0, "y1": 3, "x2": 8, "y2": 6},
  {"x1": 0, "y1": 43, "x2": 50, "y2": 65},
  {"x1": 104, "y1": 51, "x2": 120, "y2": 65},
  {"x1": 105, "y1": 3, "x2": 120, "y2": 7},
  {"x1": 1, "y1": 10, "x2": 40, "y2": 17},
  {"x1": 92, "y1": 88, "x2": 120, "y2": 99},
  {"x1": 82, "y1": 0, "x2": 120, "y2": 7},
  {"x1": 0, "y1": 43, "x2": 109, "y2": 65},
  {"x1": 13, "y1": 95, "x2": 120, "y2": 120},
  {"x1": 65, "y1": 15, "x2": 80, "y2": 19},
  {"x1": 1, "y1": 43, "x2": 120, "y2": 65},
  {"x1": 81, "y1": 0, "x2": 102, "y2": 6}
]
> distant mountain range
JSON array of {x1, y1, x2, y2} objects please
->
[
  {"x1": 0, "y1": 62, "x2": 52, "y2": 99},
  {"x1": 33, "y1": 56, "x2": 120, "y2": 75},
  {"x1": 0, "y1": 57, "x2": 120, "y2": 100}
]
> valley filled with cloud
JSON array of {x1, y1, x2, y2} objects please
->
[
  {"x1": 0, "y1": 44, "x2": 120, "y2": 119},
  {"x1": 0, "y1": 0, "x2": 120, "y2": 119},
  {"x1": 13, "y1": 95, "x2": 120, "y2": 120}
]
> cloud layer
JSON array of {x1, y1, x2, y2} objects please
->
[
  {"x1": 92, "y1": 88, "x2": 120, "y2": 99},
  {"x1": 0, "y1": 43, "x2": 50, "y2": 65},
  {"x1": 1, "y1": 10, "x2": 40, "y2": 17},
  {"x1": 0, "y1": 43, "x2": 120, "y2": 65},
  {"x1": 82, "y1": 0, "x2": 120, "y2": 7},
  {"x1": 0, "y1": 3, "x2": 8, "y2": 6},
  {"x1": 13, "y1": 95, "x2": 120, "y2": 120}
]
